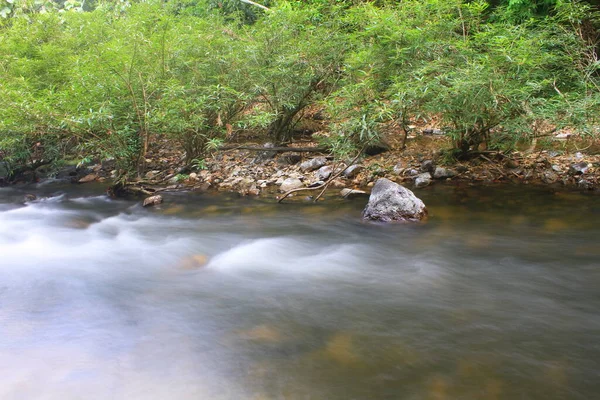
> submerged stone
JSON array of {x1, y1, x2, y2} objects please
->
[
  {"x1": 362, "y1": 178, "x2": 427, "y2": 222},
  {"x1": 414, "y1": 172, "x2": 432, "y2": 188},
  {"x1": 143, "y1": 194, "x2": 163, "y2": 207}
]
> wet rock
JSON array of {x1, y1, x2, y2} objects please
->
[
  {"x1": 578, "y1": 178, "x2": 594, "y2": 190},
  {"x1": 179, "y1": 254, "x2": 208, "y2": 270},
  {"x1": 78, "y1": 173, "x2": 98, "y2": 183},
  {"x1": 56, "y1": 166, "x2": 92, "y2": 183},
  {"x1": 362, "y1": 178, "x2": 427, "y2": 222},
  {"x1": 542, "y1": 170, "x2": 559, "y2": 184},
  {"x1": 239, "y1": 179, "x2": 260, "y2": 196},
  {"x1": 420, "y1": 160, "x2": 435, "y2": 173},
  {"x1": 24, "y1": 194, "x2": 37, "y2": 202},
  {"x1": 308, "y1": 180, "x2": 325, "y2": 188},
  {"x1": 340, "y1": 188, "x2": 368, "y2": 199},
  {"x1": 364, "y1": 140, "x2": 390, "y2": 156},
  {"x1": 342, "y1": 165, "x2": 363, "y2": 179},
  {"x1": 414, "y1": 172, "x2": 432, "y2": 188},
  {"x1": 300, "y1": 157, "x2": 327, "y2": 172},
  {"x1": 280, "y1": 178, "x2": 304, "y2": 192},
  {"x1": 329, "y1": 179, "x2": 346, "y2": 189},
  {"x1": 569, "y1": 162, "x2": 589, "y2": 175},
  {"x1": 143, "y1": 195, "x2": 163, "y2": 207},
  {"x1": 277, "y1": 153, "x2": 302, "y2": 166},
  {"x1": 316, "y1": 165, "x2": 333, "y2": 181},
  {"x1": 433, "y1": 167, "x2": 456, "y2": 179}
]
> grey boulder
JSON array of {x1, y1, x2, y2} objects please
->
[
  {"x1": 414, "y1": 172, "x2": 432, "y2": 188},
  {"x1": 316, "y1": 165, "x2": 333, "y2": 181},
  {"x1": 342, "y1": 165, "x2": 364, "y2": 179},
  {"x1": 362, "y1": 178, "x2": 427, "y2": 222},
  {"x1": 280, "y1": 178, "x2": 304, "y2": 192},
  {"x1": 433, "y1": 167, "x2": 456, "y2": 179},
  {"x1": 300, "y1": 157, "x2": 327, "y2": 172}
]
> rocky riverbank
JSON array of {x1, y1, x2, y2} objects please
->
[
  {"x1": 127, "y1": 135, "x2": 600, "y2": 200},
  {"x1": 5, "y1": 134, "x2": 600, "y2": 200}
]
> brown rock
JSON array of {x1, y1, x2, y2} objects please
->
[
  {"x1": 142, "y1": 195, "x2": 163, "y2": 207},
  {"x1": 78, "y1": 173, "x2": 98, "y2": 183}
]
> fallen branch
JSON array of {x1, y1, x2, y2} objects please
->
[{"x1": 219, "y1": 145, "x2": 327, "y2": 153}]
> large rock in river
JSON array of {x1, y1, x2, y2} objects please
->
[{"x1": 362, "y1": 178, "x2": 427, "y2": 222}]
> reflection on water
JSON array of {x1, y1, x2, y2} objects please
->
[{"x1": 0, "y1": 183, "x2": 599, "y2": 399}]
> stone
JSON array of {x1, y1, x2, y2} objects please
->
[
  {"x1": 329, "y1": 179, "x2": 346, "y2": 189},
  {"x1": 179, "y1": 254, "x2": 209, "y2": 270},
  {"x1": 24, "y1": 194, "x2": 37, "y2": 202},
  {"x1": 551, "y1": 165, "x2": 562, "y2": 172},
  {"x1": 420, "y1": 160, "x2": 435, "y2": 173},
  {"x1": 189, "y1": 172, "x2": 198, "y2": 180},
  {"x1": 308, "y1": 180, "x2": 325, "y2": 188},
  {"x1": 569, "y1": 162, "x2": 589, "y2": 175},
  {"x1": 542, "y1": 170, "x2": 558, "y2": 184},
  {"x1": 300, "y1": 157, "x2": 327, "y2": 172},
  {"x1": 78, "y1": 173, "x2": 98, "y2": 183},
  {"x1": 423, "y1": 128, "x2": 445, "y2": 135},
  {"x1": 362, "y1": 178, "x2": 427, "y2": 222},
  {"x1": 433, "y1": 167, "x2": 456, "y2": 179},
  {"x1": 253, "y1": 142, "x2": 277, "y2": 164},
  {"x1": 316, "y1": 165, "x2": 333, "y2": 181},
  {"x1": 505, "y1": 159, "x2": 520, "y2": 169},
  {"x1": 414, "y1": 172, "x2": 432, "y2": 188},
  {"x1": 340, "y1": 188, "x2": 368, "y2": 199},
  {"x1": 143, "y1": 195, "x2": 163, "y2": 207},
  {"x1": 364, "y1": 141, "x2": 390, "y2": 156},
  {"x1": 578, "y1": 178, "x2": 594, "y2": 190},
  {"x1": 277, "y1": 153, "x2": 302, "y2": 165},
  {"x1": 392, "y1": 162, "x2": 404, "y2": 175},
  {"x1": 280, "y1": 178, "x2": 304, "y2": 192},
  {"x1": 342, "y1": 165, "x2": 364, "y2": 179}
]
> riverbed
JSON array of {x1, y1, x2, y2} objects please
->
[{"x1": 0, "y1": 182, "x2": 599, "y2": 399}]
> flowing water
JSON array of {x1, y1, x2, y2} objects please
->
[{"x1": 0, "y1": 182, "x2": 599, "y2": 400}]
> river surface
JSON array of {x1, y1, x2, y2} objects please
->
[{"x1": 0, "y1": 182, "x2": 599, "y2": 400}]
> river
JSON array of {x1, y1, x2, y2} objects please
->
[{"x1": 0, "y1": 182, "x2": 599, "y2": 399}]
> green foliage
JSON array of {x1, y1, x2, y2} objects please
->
[
  {"x1": 0, "y1": 0, "x2": 598, "y2": 178},
  {"x1": 244, "y1": 3, "x2": 347, "y2": 143},
  {"x1": 326, "y1": 0, "x2": 599, "y2": 158}
]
